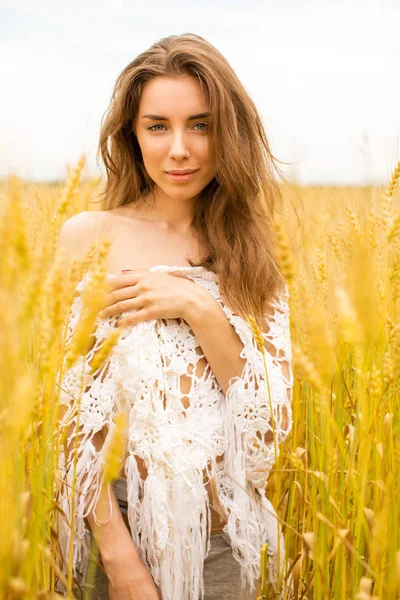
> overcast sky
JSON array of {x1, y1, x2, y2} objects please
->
[{"x1": 0, "y1": 0, "x2": 398, "y2": 185}]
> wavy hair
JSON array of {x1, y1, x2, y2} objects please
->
[{"x1": 96, "y1": 33, "x2": 290, "y2": 325}]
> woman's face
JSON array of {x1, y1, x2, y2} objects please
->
[{"x1": 134, "y1": 76, "x2": 216, "y2": 200}]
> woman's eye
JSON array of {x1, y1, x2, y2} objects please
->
[
  {"x1": 193, "y1": 122, "x2": 209, "y2": 131},
  {"x1": 148, "y1": 124, "x2": 166, "y2": 132}
]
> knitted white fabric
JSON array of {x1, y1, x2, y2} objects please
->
[{"x1": 55, "y1": 264, "x2": 293, "y2": 599}]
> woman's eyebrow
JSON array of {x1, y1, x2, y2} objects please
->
[{"x1": 141, "y1": 112, "x2": 211, "y2": 121}]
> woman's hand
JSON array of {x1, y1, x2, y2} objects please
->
[
  {"x1": 99, "y1": 268, "x2": 204, "y2": 328},
  {"x1": 105, "y1": 551, "x2": 162, "y2": 600}
]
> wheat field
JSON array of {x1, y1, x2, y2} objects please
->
[{"x1": 1, "y1": 157, "x2": 399, "y2": 599}]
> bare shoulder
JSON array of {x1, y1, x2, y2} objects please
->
[{"x1": 57, "y1": 210, "x2": 110, "y2": 265}]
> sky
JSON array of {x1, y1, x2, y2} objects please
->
[{"x1": 0, "y1": 0, "x2": 398, "y2": 185}]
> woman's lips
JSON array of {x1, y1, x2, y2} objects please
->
[{"x1": 166, "y1": 170, "x2": 199, "y2": 182}]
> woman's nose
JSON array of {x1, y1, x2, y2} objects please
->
[{"x1": 168, "y1": 133, "x2": 190, "y2": 159}]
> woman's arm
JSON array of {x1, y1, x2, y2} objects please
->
[
  {"x1": 184, "y1": 283, "x2": 292, "y2": 413},
  {"x1": 183, "y1": 288, "x2": 248, "y2": 396},
  {"x1": 183, "y1": 282, "x2": 293, "y2": 488},
  {"x1": 58, "y1": 356, "x2": 160, "y2": 595},
  {"x1": 55, "y1": 215, "x2": 145, "y2": 581},
  {"x1": 59, "y1": 402, "x2": 139, "y2": 564}
]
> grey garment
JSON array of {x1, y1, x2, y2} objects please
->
[
  {"x1": 83, "y1": 533, "x2": 258, "y2": 600},
  {"x1": 81, "y1": 478, "x2": 259, "y2": 600},
  {"x1": 203, "y1": 532, "x2": 259, "y2": 600}
]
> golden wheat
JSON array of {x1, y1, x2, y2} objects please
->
[{"x1": 1, "y1": 161, "x2": 399, "y2": 598}]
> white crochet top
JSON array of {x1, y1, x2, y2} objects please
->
[{"x1": 56, "y1": 264, "x2": 293, "y2": 599}]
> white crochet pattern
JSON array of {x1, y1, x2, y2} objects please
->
[{"x1": 55, "y1": 264, "x2": 294, "y2": 599}]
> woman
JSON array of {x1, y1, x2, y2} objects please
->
[{"x1": 55, "y1": 33, "x2": 294, "y2": 600}]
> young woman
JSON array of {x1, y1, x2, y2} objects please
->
[{"x1": 56, "y1": 33, "x2": 294, "y2": 600}]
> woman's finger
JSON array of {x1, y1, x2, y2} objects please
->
[
  {"x1": 110, "y1": 269, "x2": 148, "y2": 291},
  {"x1": 107, "y1": 284, "x2": 139, "y2": 307},
  {"x1": 100, "y1": 294, "x2": 144, "y2": 319},
  {"x1": 118, "y1": 308, "x2": 151, "y2": 328}
]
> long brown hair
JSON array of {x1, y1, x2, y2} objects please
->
[{"x1": 96, "y1": 33, "x2": 290, "y2": 325}]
